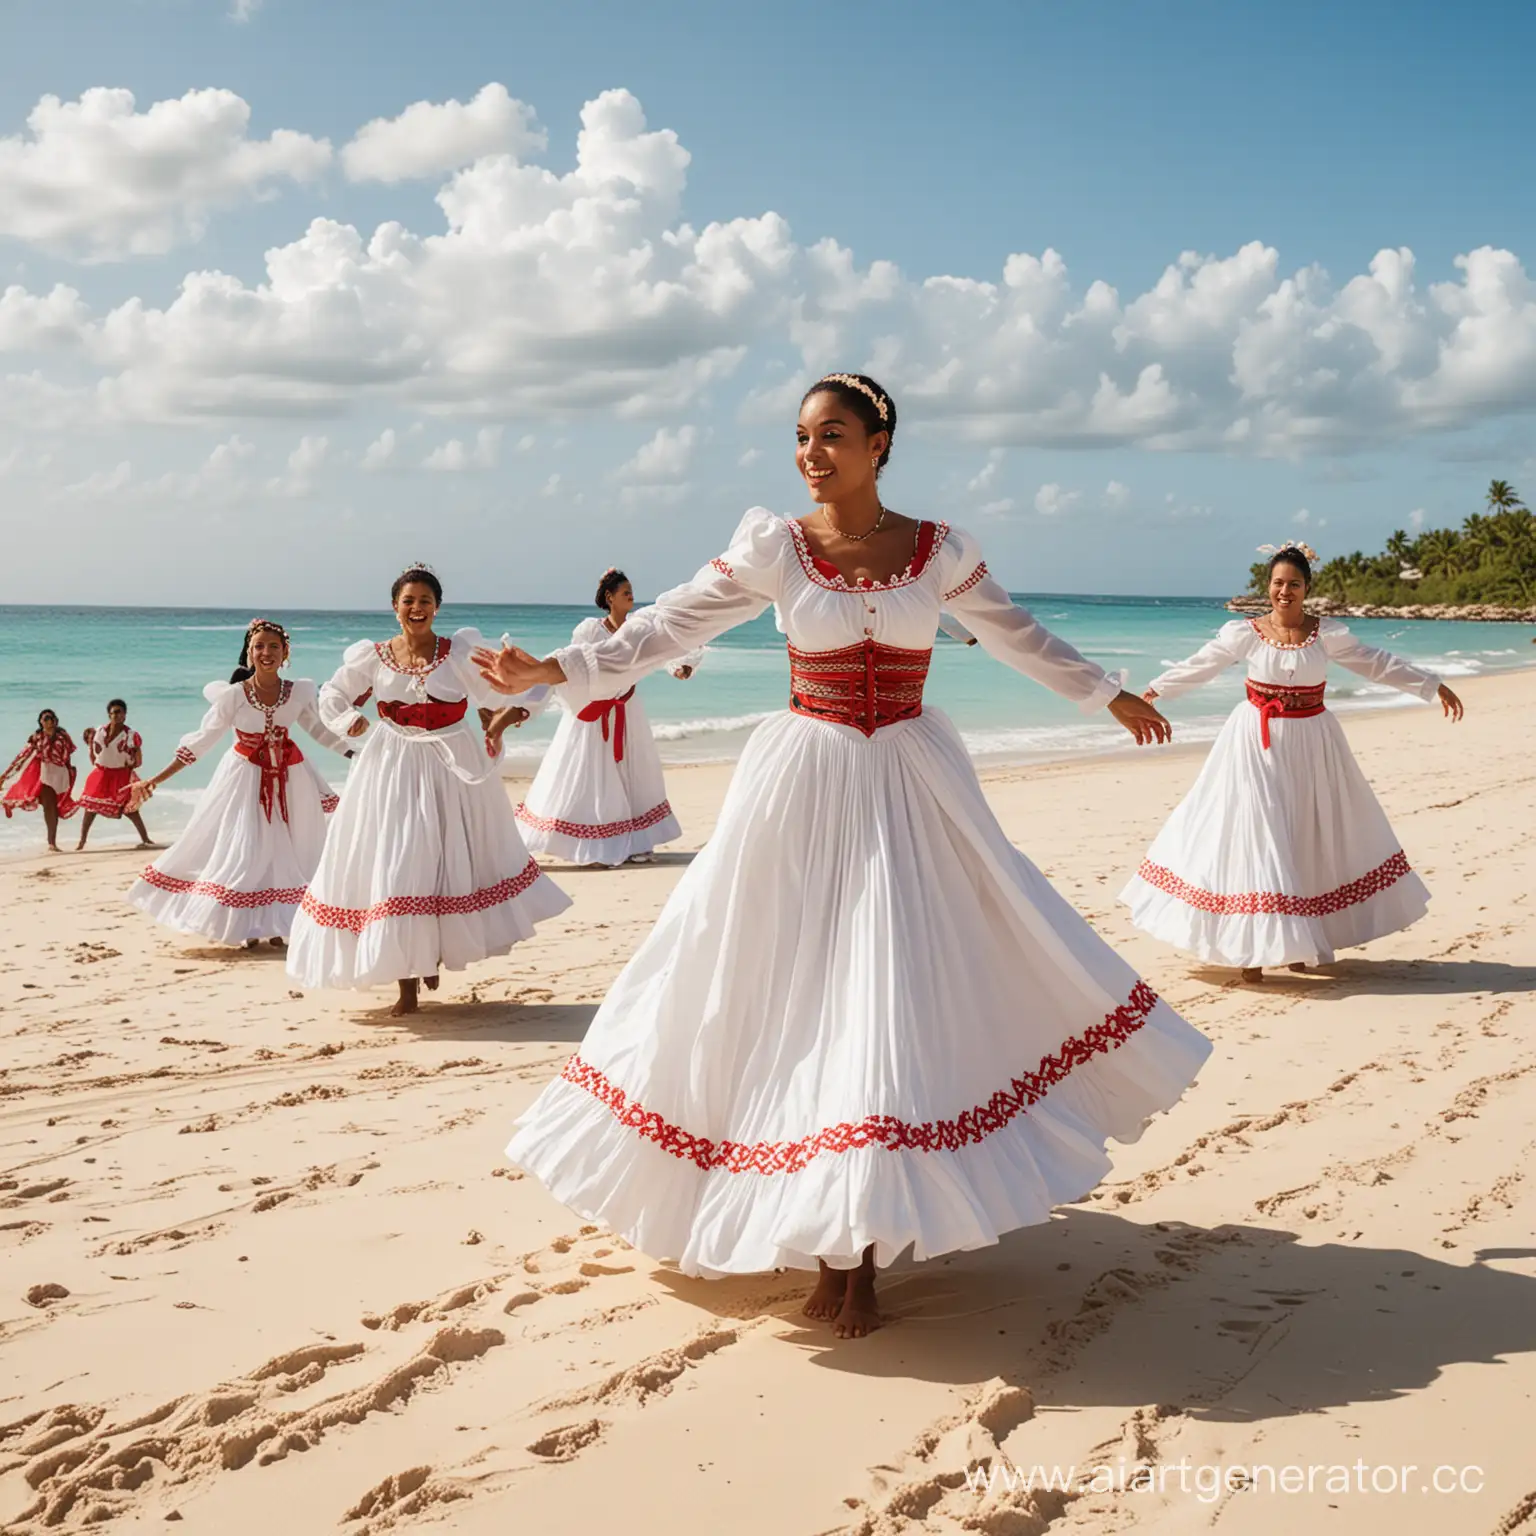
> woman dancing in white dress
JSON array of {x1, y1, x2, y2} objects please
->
[
  {"x1": 1120, "y1": 542, "x2": 1464, "y2": 982},
  {"x1": 287, "y1": 564, "x2": 569, "y2": 1016},
  {"x1": 517, "y1": 568, "x2": 699, "y2": 867},
  {"x1": 477, "y1": 373, "x2": 1211, "y2": 1337},
  {"x1": 127, "y1": 620, "x2": 352, "y2": 948}
]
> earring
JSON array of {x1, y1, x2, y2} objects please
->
[{"x1": 870, "y1": 457, "x2": 878, "y2": 468}]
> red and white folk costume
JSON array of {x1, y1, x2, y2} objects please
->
[
  {"x1": 1120, "y1": 617, "x2": 1440, "y2": 968},
  {"x1": 507, "y1": 509, "x2": 1211, "y2": 1278},
  {"x1": 516, "y1": 616, "x2": 702, "y2": 865},
  {"x1": 77, "y1": 722, "x2": 144, "y2": 817},
  {"x1": 286, "y1": 629, "x2": 570, "y2": 990},
  {"x1": 2, "y1": 731, "x2": 78, "y2": 819},
  {"x1": 129, "y1": 680, "x2": 349, "y2": 944}
]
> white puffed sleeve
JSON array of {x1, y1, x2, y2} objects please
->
[
  {"x1": 292, "y1": 679, "x2": 355, "y2": 757},
  {"x1": 1320, "y1": 619, "x2": 1441, "y2": 701},
  {"x1": 936, "y1": 528, "x2": 1121, "y2": 712},
  {"x1": 938, "y1": 613, "x2": 977, "y2": 646},
  {"x1": 1146, "y1": 621, "x2": 1254, "y2": 700},
  {"x1": 175, "y1": 684, "x2": 241, "y2": 764},
  {"x1": 553, "y1": 508, "x2": 783, "y2": 708},
  {"x1": 319, "y1": 640, "x2": 379, "y2": 735}
]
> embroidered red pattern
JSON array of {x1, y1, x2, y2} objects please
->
[
  {"x1": 1135, "y1": 850, "x2": 1412, "y2": 917},
  {"x1": 516, "y1": 799, "x2": 674, "y2": 840},
  {"x1": 710, "y1": 557, "x2": 735, "y2": 579},
  {"x1": 374, "y1": 635, "x2": 452, "y2": 674},
  {"x1": 321, "y1": 792, "x2": 340, "y2": 813},
  {"x1": 787, "y1": 518, "x2": 950, "y2": 593},
  {"x1": 139, "y1": 865, "x2": 305, "y2": 909},
  {"x1": 299, "y1": 857, "x2": 544, "y2": 933},
  {"x1": 557, "y1": 980, "x2": 1160, "y2": 1175},
  {"x1": 943, "y1": 562, "x2": 989, "y2": 603}
]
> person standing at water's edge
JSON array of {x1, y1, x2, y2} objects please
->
[
  {"x1": 286, "y1": 563, "x2": 571, "y2": 1017},
  {"x1": 1120, "y1": 542, "x2": 1464, "y2": 983},
  {"x1": 126, "y1": 620, "x2": 353, "y2": 949},
  {"x1": 75, "y1": 699, "x2": 156, "y2": 851},
  {"x1": 516, "y1": 567, "x2": 701, "y2": 868},
  {"x1": 1, "y1": 710, "x2": 79, "y2": 850},
  {"x1": 476, "y1": 372, "x2": 1210, "y2": 1338}
]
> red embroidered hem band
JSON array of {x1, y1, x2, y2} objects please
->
[
  {"x1": 139, "y1": 865, "x2": 306, "y2": 908},
  {"x1": 1135, "y1": 849, "x2": 1412, "y2": 916},
  {"x1": 576, "y1": 686, "x2": 637, "y2": 763},
  {"x1": 377, "y1": 697, "x2": 469, "y2": 731},
  {"x1": 1246, "y1": 679, "x2": 1327, "y2": 748},
  {"x1": 298, "y1": 857, "x2": 544, "y2": 933},
  {"x1": 788, "y1": 639, "x2": 932, "y2": 737},
  {"x1": 516, "y1": 799, "x2": 674, "y2": 841},
  {"x1": 556, "y1": 980, "x2": 1161, "y2": 1175}
]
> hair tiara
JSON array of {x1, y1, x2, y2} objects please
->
[
  {"x1": 816, "y1": 373, "x2": 890, "y2": 424},
  {"x1": 398, "y1": 560, "x2": 438, "y2": 578},
  {"x1": 1258, "y1": 540, "x2": 1318, "y2": 562}
]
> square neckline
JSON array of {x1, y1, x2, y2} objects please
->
[{"x1": 786, "y1": 517, "x2": 949, "y2": 593}]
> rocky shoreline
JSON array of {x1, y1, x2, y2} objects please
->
[{"x1": 1226, "y1": 594, "x2": 1536, "y2": 623}]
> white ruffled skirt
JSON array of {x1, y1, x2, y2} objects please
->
[
  {"x1": 286, "y1": 723, "x2": 570, "y2": 989},
  {"x1": 1119, "y1": 702, "x2": 1429, "y2": 968},
  {"x1": 508, "y1": 707, "x2": 1211, "y2": 1277},
  {"x1": 128, "y1": 751, "x2": 337, "y2": 944},
  {"x1": 517, "y1": 694, "x2": 681, "y2": 865}
]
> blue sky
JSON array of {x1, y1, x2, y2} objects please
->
[{"x1": 3, "y1": 0, "x2": 1534, "y2": 605}]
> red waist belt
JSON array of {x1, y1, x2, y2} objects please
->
[
  {"x1": 1247, "y1": 680, "x2": 1327, "y2": 748},
  {"x1": 578, "y1": 686, "x2": 637, "y2": 763},
  {"x1": 233, "y1": 729, "x2": 304, "y2": 823},
  {"x1": 377, "y1": 697, "x2": 469, "y2": 731},
  {"x1": 788, "y1": 640, "x2": 931, "y2": 737}
]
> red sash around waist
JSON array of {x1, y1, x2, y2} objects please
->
[
  {"x1": 788, "y1": 640, "x2": 932, "y2": 737},
  {"x1": 1247, "y1": 680, "x2": 1327, "y2": 749},
  {"x1": 577, "y1": 687, "x2": 637, "y2": 763},
  {"x1": 376, "y1": 697, "x2": 469, "y2": 732},
  {"x1": 233, "y1": 729, "x2": 304, "y2": 823}
]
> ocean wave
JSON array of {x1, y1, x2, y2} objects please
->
[{"x1": 651, "y1": 711, "x2": 774, "y2": 741}]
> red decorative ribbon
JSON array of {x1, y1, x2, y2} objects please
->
[
  {"x1": 233, "y1": 729, "x2": 304, "y2": 823},
  {"x1": 1246, "y1": 680, "x2": 1327, "y2": 749},
  {"x1": 578, "y1": 687, "x2": 636, "y2": 763},
  {"x1": 787, "y1": 640, "x2": 932, "y2": 738},
  {"x1": 377, "y1": 697, "x2": 469, "y2": 732}
]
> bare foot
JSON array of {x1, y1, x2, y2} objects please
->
[
  {"x1": 74, "y1": 839, "x2": 86, "y2": 852},
  {"x1": 136, "y1": 841, "x2": 163, "y2": 850},
  {"x1": 423, "y1": 974, "x2": 440, "y2": 992},
  {"x1": 47, "y1": 844, "x2": 62, "y2": 854},
  {"x1": 833, "y1": 1250, "x2": 881, "y2": 1339},
  {"x1": 1288, "y1": 961, "x2": 1307, "y2": 973},
  {"x1": 269, "y1": 937, "x2": 286, "y2": 950},
  {"x1": 802, "y1": 1261, "x2": 845, "y2": 1321},
  {"x1": 1240, "y1": 967, "x2": 1264, "y2": 983},
  {"x1": 627, "y1": 852, "x2": 655, "y2": 865},
  {"x1": 245, "y1": 938, "x2": 261, "y2": 950},
  {"x1": 391, "y1": 979, "x2": 420, "y2": 1016}
]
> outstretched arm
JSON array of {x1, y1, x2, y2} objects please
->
[
  {"x1": 1322, "y1": 625, "x2": 1463, "y2": 719},
  {"x1": 128, "y1": 690, "x2": 239, "y2": 809},
  {"x1": 1142, "y1": 626, "x2": 1249, "y2": 702}
]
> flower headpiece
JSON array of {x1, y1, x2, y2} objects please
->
[
  {"x1": 1258, "y1": 540, "x2": 1318, "y2": 563},
  {"x1": 246, "y1": 617, "x2": 290, "y2": 642},
  {"x1": 816, "y1": 372, "x2": 890, "y2": 423}
]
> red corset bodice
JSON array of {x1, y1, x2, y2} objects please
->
[
  {"x1": 1246, "y1": 679, "x2": 1327, "y2": 748},
  {"x1": 787, "y1": 640, "x2": 932, "y2": 737}
]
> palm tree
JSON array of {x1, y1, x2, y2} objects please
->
[
  {"x1": 1385, "y1": 529, "x2": 1413, "y2": 563},
  {"x1": 1486, "y1": 479, "x2": 1525, "y2": 513},
  {"x1": 1415, "y1": 529, "x2": 1463, "y2": 579}
]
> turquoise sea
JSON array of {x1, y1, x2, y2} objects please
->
[{"x1": 2, "y1": 597, "x2": 1530, "y2": 851}]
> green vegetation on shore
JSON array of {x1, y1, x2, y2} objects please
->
[{"x1": 1248, "y1": 480, "x2": 1536, "y2": 606}]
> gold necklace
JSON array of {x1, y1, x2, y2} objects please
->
[{"x1": 822, "y1": 503, "x2": 887, "y2": 542}]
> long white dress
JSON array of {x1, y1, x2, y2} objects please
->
[
  {"x1": 287, "y1": 629, "x2": 570, "y2": 989},
  {"x1": 516, "y1": 615, "x2": 698, "y2": 865},
  {"x1": 506, "y1": 509, "x2": 1212, "y2": 1278},
  {"x1": 1119, "y1": 616, "x2": 1440, "y2": 968},
  {"x1": 129, "y1": 679, "x2": 348, "y2": 944}
]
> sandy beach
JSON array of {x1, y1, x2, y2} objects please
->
[{"x1": 2, "y1": 671, "x2": 1533, "y2": 1535}]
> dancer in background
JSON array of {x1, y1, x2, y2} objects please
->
[
  {"x1": 287, "y1": 563, "x2": 570, "y2": 1016},
  {"x1": 516, "y1": 567, "x2": 701, "y2": 867},
  {"x1": 76, "y1": 699, "x2": 156, "y2": 850},
  {"x1": 1121, "y1": 541, "x2": 1464, "y2": 982},
  {"x1": 478, "y1": 372, "x2": 1208, "y2": 1337},
  {"x1": 1, "y1": 710, "x2": 78, "y2": 851},
  {"x1": 127, "y1": 620, "x2": 353, "y2": 948}
]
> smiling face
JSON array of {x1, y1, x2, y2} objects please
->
[
  {"x1": 796, "y1": 391, "x2": 889, "y2": 505},
  {"x1": 248, "y1": 630, "x2": 288, "y2": 674},
  {"x1": 1268, "y1": 559, "x2": 1309, "y2": 620},
  {"x1": 394, "y1": 581, "x2": 439, "y2": 637}
]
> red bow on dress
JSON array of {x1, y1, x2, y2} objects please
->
[{"x1": 577, "y1": 687, "x2": 636, "y2": 763}]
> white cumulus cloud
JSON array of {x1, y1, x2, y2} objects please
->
[
  {"x1": 1103, "y1": 479, "x2": 1130, "y2": 509},
  {"x1": 0, "y1": 87, "x2": 331, "y2": 261},
  {"x1": 619, "y1": 423, "x2": 698, "y2": 483},
  {"x1": 422, "y1": 425, "x2": 502, "y2": 471},
  {"x1": 342, "y1": 84, "x2": 546, "y2": 184},
  {"x1": 1034, "y1": 482, "x2": 1082, "y2": 517}
]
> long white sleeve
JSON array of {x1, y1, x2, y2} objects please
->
[
  {"x1": 553, "y1": 509, "x2": 781, "y2": 708},
  {"x1": 938, "y1": 614, "x2": 977, "y2": 645},
  {"x1": 1146, "y1": 622, "x2": 1252, "y2": 700},
  {"x1": 174, "y1": 685, "x2": 241, "y2": 764},
  {"x1": 939, "y1": 532, "x2": 1120, "y2": 712},
  {"x1": 294, "y1": 682, "x2": 355, "y2": 758},
  {"x1": 319, "y1": 641, "x2": 378, "y2": 735},
  {"x1": 1321, "y1": 621, "x2": 1441, "y2": 701}
]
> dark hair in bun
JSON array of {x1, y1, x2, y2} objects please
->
[
  {"x1": 1267, "y1": 546, "x2": 1313, "y2": 588},
  {"x1": 595, "y1": 568, "x2": 629, "y2": 611}
]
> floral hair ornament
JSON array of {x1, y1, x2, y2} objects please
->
[
  {"x1": 816, "y1": 372, "x2": 890, "y2": 423},
  {"x1": 398, "y1": 560, "x2": 438, "y2": 578},
  {"x1": 245, "y1": 616, "x2": 290, "y2": 643},
  {"x1": 1257, "y1": 541, "x2": 1319, "y2": 563}
]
